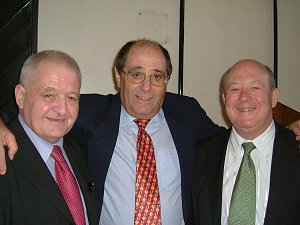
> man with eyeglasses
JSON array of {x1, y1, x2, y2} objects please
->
[
  {"x1": 1, "y1": 39, "x2": 300, "y2": 225},
  {"x1": 76, "y1": 39, "x2": 222, "y2": 225},
  {"x1": 120, "y1": 68, "x2": 169, "y2": 87}
]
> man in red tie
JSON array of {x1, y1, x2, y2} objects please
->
[{"x1": 0, "y1": 50, "x2": 99, "y2": 224}]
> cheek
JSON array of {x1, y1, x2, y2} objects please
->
[
  {"x1": 256, "y1": 94, "x2": 272, "y2": 106},
  {"x1": 38, "y1": 102, "x2": 54, "y2": 115},
  {"x1": 156, "y1": 89, "x2": 166, "y2": 104},
  {"x1": 224, "y1": 96, "x2": 239, "y2": 117},
  {"x1": 125, "y1": 83, "x2": 140, "y2": 102},
  {"x1": 23, "y1": 103, "x2": 51, "y2": 131},
  {"x1": 68, "y1": 105, "x2": 79, "y2": 119},
  {"x1": 225, "y1": 95, "x2": 236, "y2": 106},
  {"x1": 25, "y1": 99, "x2": 50, "y2": 118},
  {"x1": 261, "y1": 96, "x2": 274, "y2": 113}
]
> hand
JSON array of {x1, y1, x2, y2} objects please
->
[
  {"x1": 287, "y1": 120, "x2": 300, "y2": 147},
  {"x1": 0, "y1": 121, "x2": 18, "y2": 175}
]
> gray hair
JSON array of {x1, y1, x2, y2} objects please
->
[{"x1": 19, "y1": 50, "x2": 82, "y2": 86}]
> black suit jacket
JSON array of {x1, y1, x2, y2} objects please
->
[
  {"x1": 71, "y1": 92, "x2": 222, "y2": 224},
  {"x1": 193, "y1": 122, "x2": 300, "y2": 225},
  {"x1": 0, "y1": 118, "x2": 99, "y2": 225}
]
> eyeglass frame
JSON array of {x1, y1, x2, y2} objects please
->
[{"x1": 121, "y1": 68, "x2": 170, "y2": 87}]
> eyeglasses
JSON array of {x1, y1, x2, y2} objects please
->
[{"x1": 121, "y1": 68, "x2": 169, "y2": 87}]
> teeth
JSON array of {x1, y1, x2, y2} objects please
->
[
  {"x1": 237, "y1": 107, "x2": 255, "y2": 112},
  {"x1": 138, "y1": 96, "x2": 150, "y2": 100}
]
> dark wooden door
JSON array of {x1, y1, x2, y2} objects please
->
[{"x1": 0, "y1": 0, "x2": 38, "y2": 123}]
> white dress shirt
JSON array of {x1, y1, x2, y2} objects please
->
[
  {"x1": 99, "y1": 107, "x2": 184, "y2": 225},
  {"x1": 221, "y1": 120, "x2": 275, "y2": 225}
]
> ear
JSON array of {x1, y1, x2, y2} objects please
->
[
  {"x1": 271, "y1": 88, "x2": 280, "y2": 108},
  {"x1": 114, "y1": 66, "x2": 121, "y2": 88},
  {"x1": 15, "y1": 84, "x2": 25, "y2": 109},
  {"x1": 222, "y1": 93, "x2": 226, "y2": 105}
]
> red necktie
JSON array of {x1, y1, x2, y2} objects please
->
[
  {"x1": 51, "y1": 145, "x2": 86, "y2": 225},
  {"x1": 134, "y1": 119, "x2": 162, "y2": 225}
]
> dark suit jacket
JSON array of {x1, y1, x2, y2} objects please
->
[
  {"x1": 71, "y1": 92, "x2": 222, "y2": 224},
  {"x1": 0, "y1": 118, "x2": 99, "y2": 225},
  {"x1": 193, "y1": 122, "x2": 300, "y2": 225}
]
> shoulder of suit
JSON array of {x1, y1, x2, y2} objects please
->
[
  {"x1": 274, "y1": 122, "x2": 300, "y2": 147},
  {"x1": 78, "y1": 93, "x2": 121, "y2": 119},
  {"x1": 79, "y1": 93, "x2": 119, "y2": 105},
  {"x1": 198, "y1": 128, "x2": 230, "y2": 146},
  {"x1": 64, "y1": 133, "x2": 83, "y2": 148},
  {"x1": 163, "y1": 92, "x2": 201, "y2": 108}
]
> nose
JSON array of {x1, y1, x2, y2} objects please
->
[
  {"x1": 239, "y1": 89, "x2": 251, "y2": 101},
  {"x1": 53, "y1": 96, "x2": 68, "y2": 115},
  {"x1": 139, "y1": 75, "x2": 152, "y2": 92}
]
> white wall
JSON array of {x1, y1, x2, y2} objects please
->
[
  {"x1": 38, "y1": 0, "x2": 298, "y2": 127},
  {"x1": 184, "y1": 0, "x2": 273, "y2": 126},
  {"x1": 38, "y1": 0, "x2": 180, "y2": 94},
  {"x1": 277, "y1": 0, "x2": 300, "y2": 112}
]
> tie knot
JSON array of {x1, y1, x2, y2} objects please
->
[
  {"x1": 134, "y1": 119, "x2": 150, "y2": 129},
  {"x1": 242, "y1": 142, "x2": 256, "y2": 155},
  {"x1": 51, "y1": 145, "x2": 64, "y2": 162}
]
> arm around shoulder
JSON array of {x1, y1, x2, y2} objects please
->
[
  {"x1": 287, "y1": 120, "x2": 300, "y2": 147},
  {"x1": 0, "y1": 119, "x2": 18, "y2": 175}
]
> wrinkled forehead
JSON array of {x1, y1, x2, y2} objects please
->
[
  {"x1": 30, "y1": 61, "x2": 80, "y2": 85},
  {"x1": 126, "y1": 45, "x2": 166, "y2": 69}
]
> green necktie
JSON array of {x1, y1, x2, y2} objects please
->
[{"x1": 228, "y1": 142, "x2": 256, "y2": 225}]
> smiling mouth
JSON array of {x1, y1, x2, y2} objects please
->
[
  {"x1": 237, "y1": 107, "x2": 255, "y2": 112},
  {"x1": 47, "y1": 118, "x2": 66, "y2": 122},
  {"x1": 137, "y1": 95, "x2": 152, "y2": 101}
]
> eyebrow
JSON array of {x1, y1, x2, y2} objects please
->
[
  {"x1": 43, "y1": 87, "x2": 57, "y2": 92},
  {"x1": 43, "y1": 87, "x2": 79, "y2": 95},
  {"x1": 126, "y1": 66, "x2": 144, "y2": 71},
  {"x1": 127, "y1": 66, "x2": 165, "y2": 75}
]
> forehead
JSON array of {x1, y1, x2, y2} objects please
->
[
  {"x1": 31, "y1": 61, "x2": 80, "y2": 88},
  {"x1": 227, "y1": 63, "x2": 269, "y2": 84},
  {"x1": 34, "y1": 61, "x2": 77, "y2": 78},
  {"x1": 126, "y1": 45, "x2": 166, "y2": 69}
]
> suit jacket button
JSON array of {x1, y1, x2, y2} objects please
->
[{"x1": 88, "y1": 182, "x2": 96, "y2": 192}]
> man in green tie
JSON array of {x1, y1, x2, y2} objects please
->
[{"x1": 192, "y1": 59, "x2": 300, "y2": 225}]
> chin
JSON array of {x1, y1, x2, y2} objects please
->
[
  {"x1": 234, "y1": 119, "x2": 256, "y2": 127},
  {"x1": 49, "y1": 130, "x2": 68, "y2": 138},
  {"x1": 134, "y1": 107, "x2": 153, "y2": 116}
]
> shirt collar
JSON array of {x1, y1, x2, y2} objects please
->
[
  {"x1": 18, "y1": 114, "x2": 63, "y2": 163},
  {"x1": 230, "y1": 120, "x2": 276, "y2": 153},
  {"x1": 119, "y1": 106, "x2": 165, "y2": 128}
]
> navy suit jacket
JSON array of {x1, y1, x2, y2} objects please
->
[
  {"x1": 0, "y1": 118, "x2": 99, "y2": 225},
  {"x1": 72, "y1": 92, "x2": 222, "y2": 224},
  {"x1": 193, "y1": 122, "x2": 300, "y2": 225}
]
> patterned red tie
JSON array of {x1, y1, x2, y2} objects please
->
[
  {"x1": 134, "y1": 119, "x2": 162, "y2": 225},
  {"x1": 51, "y1": 145, "x2": 86, "y2": 225}
]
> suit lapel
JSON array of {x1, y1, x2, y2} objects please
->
[
  {"x1": 63, "y1": 136, "x2": 87, "y2": 195},
  {"x1": 11, "y1": 119, "x2": 73, "y2": 221},
  {"x1": 162, "y1": 105, "x2": 196, "y2": 221},
  {"x1": 162, "y1": 93, "x2": 223, "y2": 222},
  {"x1": 264, "y1": 124, "x2": 300, "y2": 224},
  {"x1": 85, "y1": 94, "x2": 121, "y2": 211},
  {"x1": 205, "y1": 130, "x2": 230, "y2": 225},
  {"x1": 63, "y1": 136, "x2": 98, "y2": 224}
]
